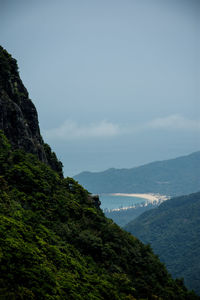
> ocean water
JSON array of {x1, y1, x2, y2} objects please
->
[{"x1": 100, "y1": 194, "x2": 147, "y2": 211}]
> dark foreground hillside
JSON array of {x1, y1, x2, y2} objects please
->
[
  {"x1": 0, "y1": 46, "x2": 199, "y2": 299},
  {"x1": 1, "y1": 133, "x2": 199, "y2": 299},
  {"x1": 125, "y1": 192, "x2": 200, "y2": 295}
]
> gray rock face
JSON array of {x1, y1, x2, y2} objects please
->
[
  {"x1": 0, "y1": 46, "x2": 62, "y2": 175},
  {"x1": 88, "y1": 194, "x2": 101, "y2": 209},
  {"x1": 0, "y1": 90, "x2": 47, "y2": 163}
]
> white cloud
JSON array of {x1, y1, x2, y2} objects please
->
[
  {"x1": 43, "y1": 115, "x2": 200, "y2": 141},
  {"x1": 146, "y1": 114, "x2": 200, "y2": 131},
  {"x1": 44, "y1": 120, "x2": 122, "y2": 140}
]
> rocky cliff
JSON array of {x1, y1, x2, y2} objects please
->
[{"x1": 0, "y1": 46, "x2": 63, "y2": 176}]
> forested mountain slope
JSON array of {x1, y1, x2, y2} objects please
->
[
  {"x1": 125, "y1": 192, "x2": 200, "y2": 295},
  {"x1": 74, "y1": 152, "x2": 200, "y2": 196},
  {"x1": 0, "y1": 46, "x2": 198, "y2": 299}
]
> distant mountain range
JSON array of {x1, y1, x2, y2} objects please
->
[
  {"x1": 74, "y1": 151, "x2": 200, "y2": 196},
  {"x1": 124, "y1": 192, "x2": 200, "y2": 295}
]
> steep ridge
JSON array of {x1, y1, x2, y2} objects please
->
[
  {"x1": 0, "y1": 46, "x2": 63, "y2": 176},
  {"x1": 74, "y1": 152, "x2": 200, "y2": 196},
  {"x1": 0, "y1": 46, "x2": 199, "y2": 299},
  {"x1": 124, "y1": 192, "x2": 200, "y2": 295}
]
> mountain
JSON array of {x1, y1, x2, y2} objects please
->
[
  {"x1": 0, "y1": 46, "x2": 198, "y2": 299},
  {"x1": 124, "y1": 192, "x2": 200, "y2": 295},
  {"x1": 74, "y1": 152, "x2": 200, "y2": 196},
  {"x1": 0, "y1": 46, "x2": 63, "y2": 176}
]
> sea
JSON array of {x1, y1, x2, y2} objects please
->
[{"x1": 100, "y1": 194, "x2": 147, "y2": 211}]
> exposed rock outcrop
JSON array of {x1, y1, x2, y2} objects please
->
[
  {"x1": 88, "y1": 194, "x2": 101, "y2": 209},
  {"x1": 0, "y1": 46, "x2": 63, "y2": 176}
]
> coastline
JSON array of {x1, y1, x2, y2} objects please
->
[{"x1": 109, "y1": 193, "x2": 169, "y2": 203}]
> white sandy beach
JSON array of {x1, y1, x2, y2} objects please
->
[{"x1": 110, "y1": 193, "x2": 169, "y2": 203}]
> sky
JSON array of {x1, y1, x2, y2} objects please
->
[{"x1": 1, "y1": 0, "x2": 200, "y2": 176}]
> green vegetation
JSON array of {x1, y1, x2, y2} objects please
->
[
  {"x1": 0, "y1": 131, "x2": 198, "y2": 299},
  {"x1": 124, "y1": 192, "x2": 200, "y2": 295},
  {"x1": 43, "y1": 143, "x2": 63, "y2": 177},
  {"x1": 74, "y1": 152, "x2": 200, "y2": 196}
]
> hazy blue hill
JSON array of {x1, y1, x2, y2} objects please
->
[
  {"x1": 124, "y1": 192, "x2": 200, "y2": 295},
  {"x1": 74, "y1": 151, "x2": 200, "y2": 196}
]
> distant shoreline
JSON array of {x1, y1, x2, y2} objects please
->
[{"x1": 109, "y1": 193, "x2": 169, "y2": 203}]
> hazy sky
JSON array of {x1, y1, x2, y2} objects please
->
[{"x1": 1, "y1": 0, "x2": 200, "y2": 175}]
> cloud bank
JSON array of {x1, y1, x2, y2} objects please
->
[
  {"x1": 146, "y1": 114, "x2": 200, "y2": 131},
  {"x1": 44, "y1": 115, "x2": 200, "y2": 141},
  {"x1": 44, "y1": 120, "x2": 121, "y2": 140}
]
